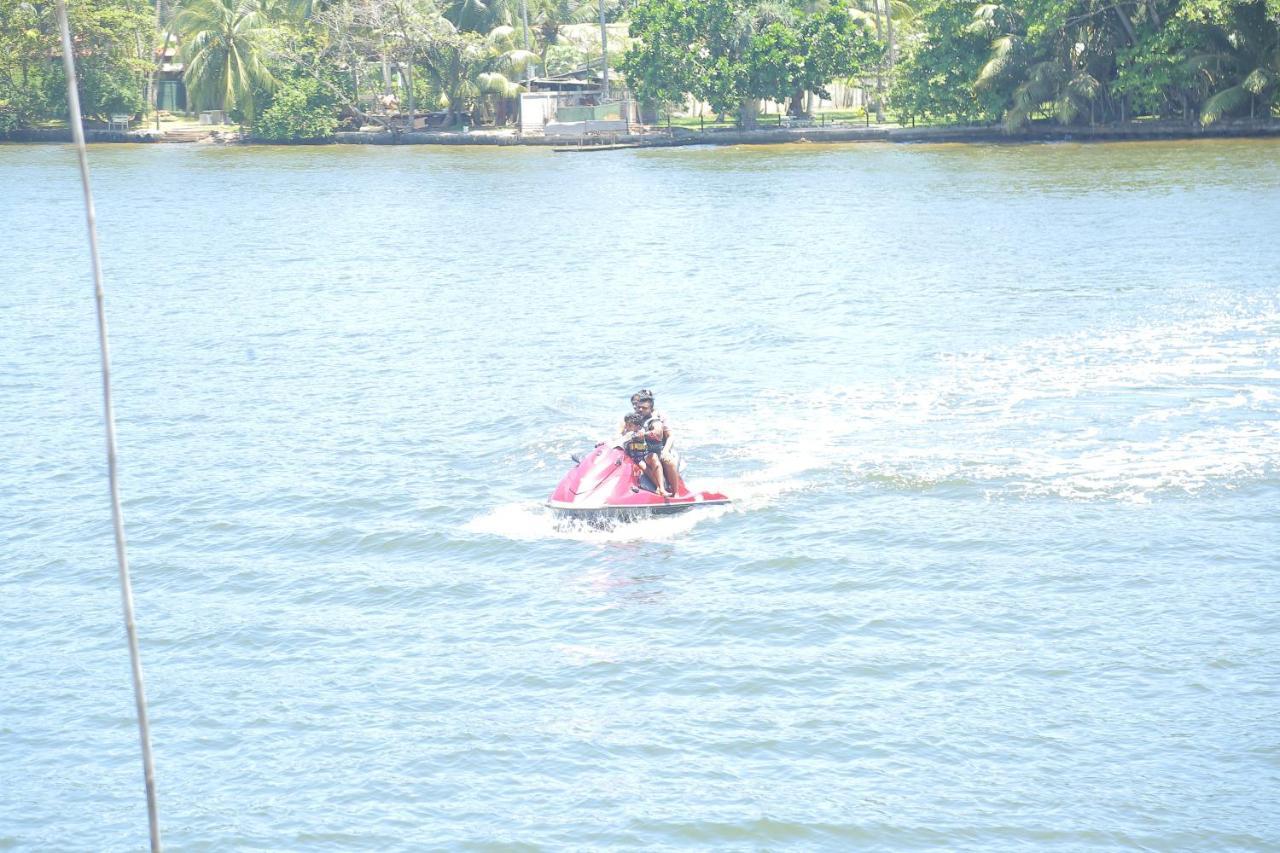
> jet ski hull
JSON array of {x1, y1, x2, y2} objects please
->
[{"x1": 547, "y1": 444, "x2": 730, "y2": 519}]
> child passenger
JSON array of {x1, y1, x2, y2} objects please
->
[
  {"x1": 622, "y1": 413, "x2": 650, "y2": 462},
  {"x1": 622, "y1": 412, "x2": 672, "y2": 497}
]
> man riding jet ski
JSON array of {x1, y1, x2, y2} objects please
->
[
  {"x1": 621, "y1": 390, "x2": 682, "y2": 497},
  {"x1": 547, "y1": 390, "x2": 730, "y2": 519}
]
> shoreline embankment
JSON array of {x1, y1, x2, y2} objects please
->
[
  {"x1": 5, "y1": 119, "x2": 1279, "y2": 148},
  {"x1": 338, "y1": 119, "x2": 1280, "y2": 148}
]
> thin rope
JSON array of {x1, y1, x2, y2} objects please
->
[{"x1": 55, "y1": 4, "x2": 162, "y2": 850}]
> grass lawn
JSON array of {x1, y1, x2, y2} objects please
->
[
  {"x1": 660, "y1": 109, "x2": 953, "y2": 130},
  {"x1": 20, "y1": 112, "x2": 241, "y2": 131}
]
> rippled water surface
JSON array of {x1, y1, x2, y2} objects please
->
[{"x1": 2, "y1": 139, "x2": 1278, "y2": 850}]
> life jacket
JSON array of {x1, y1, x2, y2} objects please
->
[
  {"x1": 644, "y1": 416, "x2": 667, "y2": 454},
  {"x1": 624, "y1": 432, "x2": 650, "y2": 462}
]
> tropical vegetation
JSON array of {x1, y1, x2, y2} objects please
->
[
  {"x1": 620, "y1": 0, "x2": 880, "y2": 128},
  {"x1": 1, "y1": 0, "x2": 1276, "y2": 138},
  {"x1": 1, "y1": 0, "x2": 152, "y2": 132},
  {"x1": 892, "y1": 0, "x2": 1280, "y2": 127}
]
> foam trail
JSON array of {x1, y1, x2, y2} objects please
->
[
  {"x1": 465, "y1": 500, "x2": 735, "y2": 543},
  {"x1": 840, "y1": 302, "x2": 1280, "y2": 502},
  {"x1": 471, "y1": 300, "x2": 1280, "y2": 537},
  {"x1": 727, "y1": 300, "x2": 1279, "y2": 504}
]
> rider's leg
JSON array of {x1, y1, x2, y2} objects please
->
[
  {"x1": 658, "y1": 448, "x2": 681, "y2": 496},
  {"x1": 660, "y1": 460, "x2": 680, "y2": 495},
  {"x1": 644, "y1": 455, "x2": 667, "y2": 495}
]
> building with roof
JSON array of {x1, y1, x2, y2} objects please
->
[{"x1": 519, "y1": 66, "x2": 639, "y2": 137}]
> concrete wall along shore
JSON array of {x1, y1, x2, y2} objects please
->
[
  {"x1": 4, "y1": 119, "x2": 1278, "y2": 147},
  {"x1": 1, "y1": 126, "x2": 241, "y2": 143},
  {"x1": 337, "y1": 119, "x2": 1280, "y2": 147},
  {"x1": 2, "y1": 127, "x2": 164, "y2": 143}
]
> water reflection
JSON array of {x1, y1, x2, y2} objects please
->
[{"x1": 570, "y1": 556, "x2": 671, "y2": 609}]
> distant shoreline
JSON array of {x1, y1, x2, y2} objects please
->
[{"x1": 5, "y1": 119, "x2": 1279, "y2": 148}]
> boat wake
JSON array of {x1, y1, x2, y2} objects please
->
[
  {"x1": 753, "y1": 297, "x2": 1280, "y2": 504},
  {"x1": 464, "y1": 499, "x2": 735, "y2": 543},
  {"x1": 469, "y1": 298, "x2": 1279, "y2": 541}
]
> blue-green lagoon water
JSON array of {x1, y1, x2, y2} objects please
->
[{"x1": 1, "y1": 139, "x2": 1278, "y2": 849}]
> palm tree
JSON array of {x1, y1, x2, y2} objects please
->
[
  {"x1": 175, "y1": 0, "x2": 277, "y2": 119},
  {"x1": 528, "y1": 0, "x2": 595, "y2": 73},
  {"x1": 970, "y1": 1, "x2": 1115, "y2": 129},
  {"x1": 419, "y1": 19, "x2": 534, "y2": 125},
  {"x1": 1186, "y1": 1, "x2": 1279, "y2": 124},
  {"x1": 475, "y1": 24, "x2": 536, "y2": 121},
  {"x1": 443, "y1": 0, "x2": 517, "y2": 33},
  {"x1": 850, "y1": 0, "x2": 914, "y2": 120}
]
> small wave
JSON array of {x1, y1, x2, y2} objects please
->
[
  {"x1": 465, "y1": 500, "x2": 736, "y2": 543},
  {"x1": 473, "y1": 300, "x2": 1278, "y2": 518},
  {"x1": 733, "y1": 300, "x2": 1279, "y2": 504}
]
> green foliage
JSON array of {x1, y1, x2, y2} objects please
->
[
  {"x1": 1182, "y1": 0, "x2": 1280, "y2": 123},
  {"x1": 748, "y1": 5, "x2": 877, "y2": 105},
  {"x1": 748, "y1": 21, "x2": 806, "y2": 106},
  {"x1": 622, "y1": 0, "x2": 877, "y2": 124},
  {"x1": 176, "y1": 0, "x2": 277, "y2": 117},
  {"x1": 4, "y1": 0, "x2": 1274, "y2": 136},
  {"x1": 530, "y1": 0, "x2": 599, "y2": 71},
  {"x1": 0, "y1": 88, "x2": 45, "y2": 134},
  {"x1": 0, "y1": 0, "x2": 151, "y2": 128},
  {"x1": 801, "y1": 3, "x2": 880, "y2": 98},
  {"x1": 891, "y1": 1, "x2": 1004, "y2": 123},
  {"x1": 619, "y1": 0, "x2": 718, "y2": 111},
  {"x1": 416, "y1": 19, "x2": 533, "y2": 122},
  {"x1": 892, "y1": 0, "x2": 1279, "y2": 127},
  {"x1": 443, "y1": 0, "x2": 515, "y2": 33},
  {"x1": 253, "y1": 75, "x2": 338, "y2": 138}
]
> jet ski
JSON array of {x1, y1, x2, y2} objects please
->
[{"x1": 547, "y1": 440, "x2": 731, "y2": 520}]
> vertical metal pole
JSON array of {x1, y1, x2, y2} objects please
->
[
  {"x1": 55, "y1": 4, "x2": 162, "y2": 852},
  {"x1": 599, "y1": 0, "x2": 609, "y2": 100},
  {"x1": 519, "y1": 0, "x2": 534, "y2": 81},
  {"x1": 406, "y1": 55, "x2": 416, "y2": 130}
]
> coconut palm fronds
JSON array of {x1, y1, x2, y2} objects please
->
[{"x1": 176, "y1": 0, "x2": 276, "y2": 117}]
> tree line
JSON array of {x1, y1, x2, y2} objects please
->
[
  {"x1": 894, "y1": 0, "x2": 1280, "y2": 127},
  {"x1": 0, "y1": 0, "x2": 600, "y2": 138},
  {"x1": 1, "y1": 0, "x2": 1276, "y2": 139},
  {"x1": 621, "y1": 0, "x2": 1279, "y2": 128}
]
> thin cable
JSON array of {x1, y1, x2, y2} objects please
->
[{"x1": 55, "y1": 4, "x2": 162, "y2": 850}]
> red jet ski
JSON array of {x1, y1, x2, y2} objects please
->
[{"x1": 547, "y1": 441, "x2": 731, "y2": 520}]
